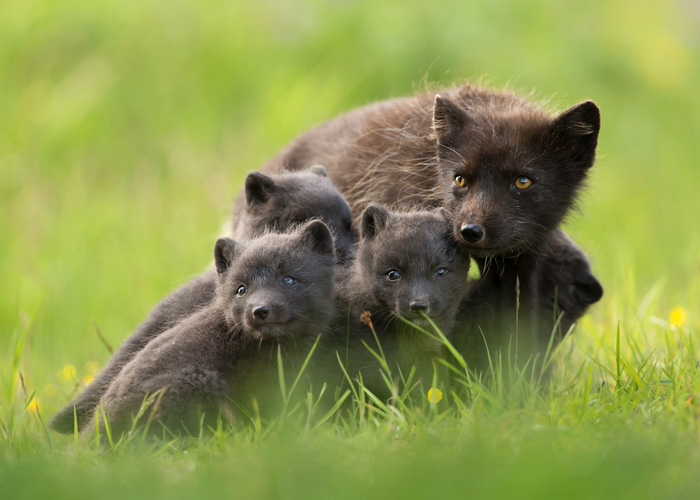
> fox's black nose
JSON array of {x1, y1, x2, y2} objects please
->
[
  {"x1": 252, "y1": 305, "x2": 270, "y2": 320},
  {"x1": 460, "y1": 223, "x2": 484, "y2": 243},
  {"x1": 409, "y1": 300, "x2": 429, "y2": 313}
]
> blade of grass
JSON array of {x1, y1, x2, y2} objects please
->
[{"x1": 311, "y1": 389, "x2": 351, "y2": 431}]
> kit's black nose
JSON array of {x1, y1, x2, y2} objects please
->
[
  {"x1": 409, "y1": 300, "x2": 429, "y2": 313},
  {"x1": 252, "y1": 305, "x2": 270, "y2": 320},
  {"x1": 460, "y1": 224, "x2": 484, "y2": 243}
]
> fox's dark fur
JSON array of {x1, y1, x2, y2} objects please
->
[
  {"x1": 324, "y1": 205, "x2": 471, "y2": 398},
  {"x1": 265, "y1": 86, "x2": 598, "y2": 241},
  {"x1": 50, "y1": 165, "x2": 354, "y2": 434},
  {"x1": 535, "y1": 230, "x2": 603, "y2": 336},
  {"x1": 454, "y1": 231, "x2": 603, "y2": 373},
  {"x1": 87, "y1": 221, "x2": 336, "y2": 437},
  {"x1": 232, "y1": 165, "x2": 356, "y2": 262},
  {"x1": 261, "y1": 84, "x2": 602, "y2": 346}
]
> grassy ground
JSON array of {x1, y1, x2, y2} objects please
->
[{"x1": 2, "y1": 0, "x2": 700, "y2": 498}]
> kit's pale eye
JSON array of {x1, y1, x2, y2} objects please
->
[
  {"x1": 515, "y1": 176, "x2": 533, "y2": 189},
  {"x1": 454, "y1": 175, "x2": 466, "y2": 188},
  {"x1": 282, "y1": 277, "x2": 296, "y2": 286},
  {"x1": 435, "y1": 268, "x2": 449, "y2": 278},
  {"x1": 386, "y1": 269, "x2": 400, "y2": 282},
  {"x1": 236, "y1": 285, "x2": 247, "y2": 296}
]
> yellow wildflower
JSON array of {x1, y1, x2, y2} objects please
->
[
  {"x1": 83, "y1": 374, "x2": 94, "y2": 385},
  {"x1": 27, "y1": 398, "x2": 40, "y2": 413},
  {"x1": 428, "y1": 388, "x2": 443, "y2": 403},
  {"x1": 669, "y1": 306, "x2": 687, "y2": 327},
  {"x1": 60, "y1": 364, "x2": 77, "y2": 382}
]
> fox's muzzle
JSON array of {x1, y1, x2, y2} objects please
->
[{"x1": 460, "y1": 223, "x2": 485, "y2": 243}]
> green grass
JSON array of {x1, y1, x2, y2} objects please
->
[{"x1": 2, "y1": 0, "x2": 700, "y2": 497}]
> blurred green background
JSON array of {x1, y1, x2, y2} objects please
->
[{"x1": 1, "y1": 0, "x2": 699, "y2": 467}]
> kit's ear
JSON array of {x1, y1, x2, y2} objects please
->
[
  {"x1": 360, "y1": 204, "x2": 389, "y2": 240},
  {"x1": 298, "y1": 220, "x2": 335, "y2": 256},
  {"x1": 244, "y1": 172, "x2": 277, "y2": 207},
  {"x1": 214, "y1": 238, "x2": 240, "y2": 274},
  {"x1": 309, "y1": 164, "x2": 329, "y2": 177}
]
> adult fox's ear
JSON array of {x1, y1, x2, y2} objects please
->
[
  {"x1": 550, "y1": 101, "x2": 600, "y2": 169},
  {"x1": 245, "y1": 172, "x2": 276, "y2": 207},
  {"x1": 214, "y1": 238, "x2": 240, "y2": 274},
  {"x1": 360, "y1": 204, "x2": 389, "y2": 240},
  {"x1": 298, "y1": 220, "x2": 335, "y2": 256},
  {"x1": 433, "y1": 94, "x2": 470, "y2": 148},
  {"x1": 309, "y1": 164, "x2": 329, "y2": 177}
]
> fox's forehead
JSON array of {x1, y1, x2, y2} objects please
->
[
  {"x1": 273, "y1": 174, "x2": 342, "y2": 203},
  {"x1": 376, "y1": 245, "x2": 456, "y2": 272},
  {"x1": 223, "y1": 232, "x2": 331, "y2": 280},
  {"x1": 370, "y1": 221, "x2": 459, "y2": 269},
  {"x1": 232, "y1": 253, "x2": 317, "y2": 279},
  {"x1": 383, "y1": 215, "x2": 451, "y2": 243},
  {"x1": 282, "y1": 195, "x2": 352, "y2": 221},
  {"x1": 266, "y1": 182, "x2": 351, "y2": 226},
  {"x1": 454, "y1": 114, "x2": 550, "y2": 169},
  {"x1": 457, "y1": 135, "x2": 546, "y2": 178}
]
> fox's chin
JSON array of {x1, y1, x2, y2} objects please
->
[
  {"x1": 250, "y1": 320, "x2": 325, "y2": 341},
  {"x1": 245, "y1": 320, "x2": 294, "y2": 339},
  {"x1": 456, "y1": 243, "x2": 510, "y2": 259},
  {"x1": 397, "y1": 313, "x2": 443, "y2": 331},
  {"x1": 406, "y1": 316, "x2": 432, "y2": 328},
  {"x1": 456, "y1": 239, "x2": 528, "y2": 259},
  {"x1": 459, "y1": 246, "x2": 495, "y2": 258}
]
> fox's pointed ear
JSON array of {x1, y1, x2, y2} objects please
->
[
  {"x1": 360, "y1": 204, "x2": 389, "y2": 240},
  {"x1": 245, "y1": 172, "x2": 276, "y2": 207},
  {"x1": 309, "y1": 165, "x2": 328, "y2": 177},
  {"x1": 550, "y1": 101, "x2": 600, "y2": 168},
  {"x1": 214, "y1": 238, "x2": 240, "y2": 274},
  {"x1": 433, "y1": 94, "x2": 470, "y2": 147},
  {"x1": 298, "y1": 220, "x2": 334, "y2": 255}
]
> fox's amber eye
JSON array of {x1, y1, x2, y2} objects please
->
[
  {"x1": 514, "y1": 176, "x2": 532, "y2": 189},
  {"x1": 454, "y1": 175, "x2": 466, "y2": 188}
]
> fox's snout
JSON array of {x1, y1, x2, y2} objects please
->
[{"x1": 460, "y1": 223, "x2": 485, "y2": 243}]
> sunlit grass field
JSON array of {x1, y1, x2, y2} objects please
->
[{"x1": 2, "y1": 0, "x2": 699, "y2": 498}]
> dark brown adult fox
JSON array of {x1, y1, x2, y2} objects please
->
[{"x1": 258, "y1": 84, "x2": 603, "y2": 349}]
